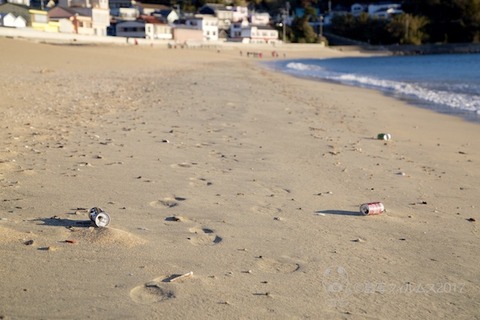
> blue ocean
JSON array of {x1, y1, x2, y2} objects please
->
[{"x1": 266, "y1": 54, "x2": 480, "y2": 122}]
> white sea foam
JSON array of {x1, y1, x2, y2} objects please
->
[{"x1": 284, "y1": 62, "x2": 480, "y2": 115}]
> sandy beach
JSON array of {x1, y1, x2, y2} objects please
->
[{"x1": 0, "y1": 37, "x2": 479, "y2": 319}]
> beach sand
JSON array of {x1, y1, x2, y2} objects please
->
[{"x1": 0, "y1": 37, "x2": 479, "y2": 319}]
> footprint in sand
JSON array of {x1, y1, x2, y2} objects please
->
[
  {"x1": 163, "y1": 214, "x2": 222, "y2": 246},
  {"x1": 170, "y1": 162, "x2": 197, "y2": 169},
  {"x1": 129, "y1": 279, "x2": 176, "y2": 305},
  {"x1": 250, "y1": 205, "x2": 282, "y2": 215},
  {"x1": 188, "y1": 177, "x2": 213, "y2": 187},
  {"x1": 149, "y1": 196, "x2": 187, "y2": 209},
  {"x1": 256, "y1": 257, "x2": 301, "y2": 274},
  {"x1": 187, "y1": 226, "x2": 222, "y2": 246}
]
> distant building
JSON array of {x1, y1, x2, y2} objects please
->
[
  {"x1": 198, "y1": 3, "x2": 232, "y2": 31},
  {"x1": 6, "y1": 0, "x2": 30, "y2": 7},
  {"x1": 57, "y1": 0, "x2": 110, "y2": 35},
  {"x1": 0, "y1": 11, "x2": 27, "y2": 27},
  {"x1": 231, "y1": 6, "x2": 248, "y2": 23},
  {"x1": 48, "y1": 7, "x2": 93, "y2": 34},
  {"x1": 117, "y1": 7, "x2": 138, "y2": 20},
  {"x1": 142, "y1": 14, "x2": 172, "y2": 40},
  {"x1": 239, "y1": 25, "x2": 278, "y2": 44},
  {"x1": 29, "y1": 8, "x2": 51, "y2": 31},
  {"x1": 368, "y1": 3, "x2": 403, "y2": 18},
  {"x1": 151, "y1": 8, "x2": 178, "y2": 24},
  {"x1": 172, "y1": 26, "x2": 203, "y2": 43},
  {"x1": 115, "y1": 19, "x2": 144, "y2": 38},
  {"x1": 0, "y1": 2, "x2": 30, "y2": 25},
  {"x1": 185, "y1": 15, "x2": 218, "y2": 41},
  {"x1": 250, "y1": 11, "x2": 270, "y2": 26}
]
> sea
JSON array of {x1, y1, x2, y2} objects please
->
[{"x1": 266, "y1": 53, "x2": 480, "y2": 123}]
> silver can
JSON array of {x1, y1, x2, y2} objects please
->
[
  {"x1": 89, "y1": 207, "x2": 111, "y2": 227},
  {"x1": 360, "y1": 202, "x2": 385, "y2": 215},
  {"x1": 377, "y1": 133, "x2": 392, "y2": 140}
]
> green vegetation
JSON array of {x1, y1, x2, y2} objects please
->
[
  {"x1": 301, "y1": 0, "x2": 480, "y2": 44},
  {"x1": 329, "y1": 13, "x2": 430, "y2": 45}
]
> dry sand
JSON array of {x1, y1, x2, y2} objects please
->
[{"x1": 0, "y1": 37, "x2": 479, "y2": 319}]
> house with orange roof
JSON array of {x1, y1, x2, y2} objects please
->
[{"x1": 143, "y1": 14, "x2": 172, "y2": 40}]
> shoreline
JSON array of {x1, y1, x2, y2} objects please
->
[
  {"x1": 263, "y1": 55, "x2": 480, "y2": 125},
  {"x1": 1, "y1": 38, "x2": 479, "y2": 319}
]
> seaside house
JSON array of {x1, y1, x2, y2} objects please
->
[
  {"x1": 249, "y1": 11, "x2": 270, "y2": 26},
  {"x1": 198, "y1": 3, "x2": 232, "y2": 34},
  {"x1": 57, "y1": 0, "x2": 110, "y2": 35},
  {"x1": 229, "y1": 19, "x2": 248, "y2": 39},
  {"x1": 151, "y1": 8, "x2": 178, "y2": 24},
  {"x1": 29, "y1": 8, "x2": 55, "y2": 31},
  {"x1": 0, "y1": 11, "x2": 26, "y2": 27},
  {"x1": 48, "y1": 7, "x2": 92, "y2": 34},
  {"x1": 116, "y1": 7, "x2": 138, "y2": 20},
  {"x1": 0, "y1": 2, "x2": 30, "y2": 26},
  {"x1": 115, "y1": 19, "x2": 145, "y2": 38},
  {"x1": 171, "y1": 25, "x2": 203, "y2": 43},
  {"x1": 143, "y1": 14, "x2": 172, "y2": 40},
  {"x1": 239, "y1": 25, "x2": 278, "y2": 44},
  {"x1": 184, "y1": 15, "x2": 218, "y2": 41},
  {"x1": 231, "y1": 6, "x2": 248, "y2": 23}
]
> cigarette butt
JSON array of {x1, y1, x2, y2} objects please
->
[{"x1": 169, "y1": 271, "x2": 193, "y2": 282}]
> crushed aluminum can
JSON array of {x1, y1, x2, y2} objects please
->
[
  {"x1": 360, "y1": 202, "x2": 385, "y2": 215},
  {"x1": 377, "y1": 133, "x2": 392, "y2": 140},
  {"x1": 89, "y1": 207, "x2": 111, "y2": 227}
]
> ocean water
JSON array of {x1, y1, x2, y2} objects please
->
[{"x1": 266, "y1": 54, "x2": 480, "y2": 122}]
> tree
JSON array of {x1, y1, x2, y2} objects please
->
[
  {"x1": 291, "y1": 16, "x2": 318, "y2": 42},
  {"x1": 387, "y1": 14, "x2": 430, "y2": 45},
  {"x1": 403, "y1": 0, "x2": 480, "y2": 43}
]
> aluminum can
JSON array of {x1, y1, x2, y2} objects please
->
[
  {"x1": 89, "y1": 207, "x2": 111, "y2": 227},
  {"x1": 360, "y1": 202, "x2": 385, "y2": 215},
  {"x1": 377, "y1": 133, "x2": 392, "y2": 140}
]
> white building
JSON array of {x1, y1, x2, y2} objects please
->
[
  {"x1": 198, "y1": 3, "x2": 233, "y2": 31},
  {"x1": 240, "y1": 25, "x2": 278, "y2": 44},
  {"x1": 186, "y1": 15, "x2": 218, "y2": 41},
  {"x1": 229, "y1": 19, "x2": 248, "y2": 39},
  {"x1": 231, "y1": 6, "x2": 248, "y2": 23},
  {"x1": 118, "y1": 7, "x2": 138, "y2": 21},
  {"x1": 91, "y1": 0, "x2": 109, "y2": 36},
  {"x1": 145, "y1": 22, "x2": 172, "y2": 40},
  {"x1": 6, "y1": 0, "x2": 30, "y2": 6},
  {"x1": 250, "y1": 12, "x2": 270, "y2": 26},
  {"x1": 1, "y1": 12, "x2": 26, "y2": 27}
]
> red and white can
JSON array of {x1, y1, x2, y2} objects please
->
[{"x1": 360, "y1": 202, "x2": 385, "y2": 215}]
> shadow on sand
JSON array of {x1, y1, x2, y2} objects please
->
[
  {"x1": 33, "y1": 216, "x2": 92, "y2": 228},
  {"x1": 315, "y1": 210, "x2": 362, "y2": 216}
]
